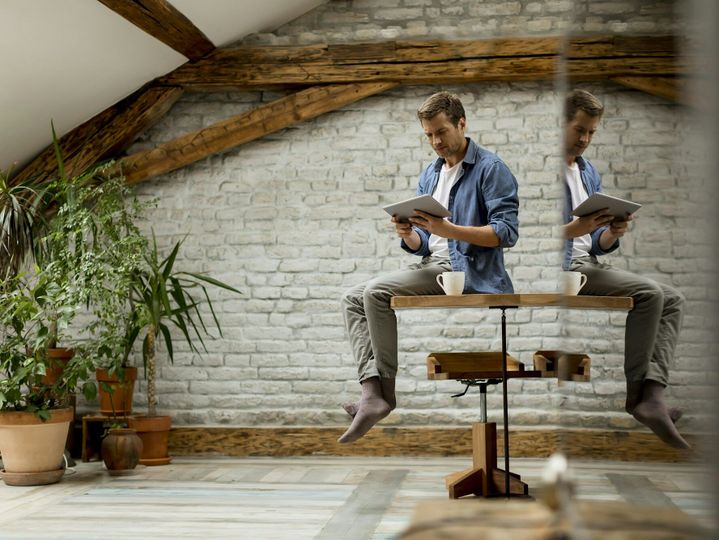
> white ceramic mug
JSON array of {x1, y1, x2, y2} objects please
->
[
  {"x1": 562, "y1": 271, "x2": 588, "y2": 295},
  {"x1": 436, "y1": 271, "x2": 465, "y2": 295}
]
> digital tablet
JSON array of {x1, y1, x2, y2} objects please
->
[
  {"x1": 572, "y1": 192, "x2": 641, "y2": 219},
  {"x1": 382, "y1": 194, "x2": 451, "y2": 223}
]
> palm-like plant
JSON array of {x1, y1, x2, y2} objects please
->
[
  {"x1": 126, "y1": 233, "x2": 241, "y2": 417},
  {"x1": 0, "y1": 169, "x2": 45, "y2": 281}
]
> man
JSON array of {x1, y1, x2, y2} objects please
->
[
  {"x1": 562, "y1": 89, "x2": 689, "y2": 449},
  {"x1": 339, "y1": 91, "x2": 519, "y2": 443}
]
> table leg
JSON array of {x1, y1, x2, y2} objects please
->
[{"x1": 500, "y1": 307, "x2": 510, "y2": 498}]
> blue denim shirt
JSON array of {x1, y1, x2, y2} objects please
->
[
  {"x1": 563, "y1": 156, "x2": 619, "y2": 269},
  {"x1": 401, "y1": 138, "x2": 519, "y2": 293}
]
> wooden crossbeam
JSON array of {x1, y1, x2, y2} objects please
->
[
  {"x1": 611, "y1": 76, "x2": 682, "y2": 102},
  {"x1": 13, "y1": 85, "x2": 183, "y2": 186},
  {"x1": 98, "y1": 0, "x2": 214, "y2": 61},
  {"x1": 158, "y1": 35, "x2": 685, "y2": 89},
  {"x1": 120, "y1": 82, "x2": 397, "y2": 185},
  {"x1": 12, "y1": 35, "x2": 690, "y2": 187}
]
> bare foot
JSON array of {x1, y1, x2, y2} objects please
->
[
  {"x1": 338, "y1": 396, "x2": 391, "y2": 444},
  {"x1": 633, "y1": 400, "x2": 690, "y2": 449},
  {"x1": 627, "y1": 403, "x2": 682, "y2": 424},
  {"x1": 342, "y1": 402, "x2": 359, "y2": 418}
]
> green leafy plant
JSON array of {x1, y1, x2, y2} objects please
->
[
  {"x1": 0, "y1": 123, "x2": 149, "y2": 417},
  {"x1": 0, "y1": 272, "x2": 96, "y2": 417},
  {"x1": 0, "y1": 168, "x2": 45, "y2": 280},
  {"x1": 126, "y1": 233, "x2": 241, "y2": 417}
]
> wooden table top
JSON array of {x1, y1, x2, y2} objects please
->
[
  {"x1": 391, "y1": 293, "x2": 633, "y2": 310},
  {"x1": 402, "y1": 498, "x2": 708, "y2": 539}
]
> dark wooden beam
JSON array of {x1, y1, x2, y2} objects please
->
[
  {"x1": 15, "y1": 35, "x2": 690, "y2": 188},
  {"x1": 97, "y1": 0, "x2": 214, "y2": 61},
  {"x1": 611, "y1": 76, "x2": 682, "y2": 102},
  {"x1": 120, "y1": 82, "x2": 397, "y2": 185},
  {"x1": 157, "y1": 35, "x2": 685, "y2": 90},
  {"x1": 14, "y1": 85, "x2": 183, "y2": 185}
]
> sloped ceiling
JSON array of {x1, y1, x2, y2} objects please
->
[{"x1": 0, "y1": 0, "x2": 327, "y2": 171}]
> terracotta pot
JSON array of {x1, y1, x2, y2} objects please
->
[
  {"x1": 0, "y1": 408, "x2": 73, "y2": 486},
  {"x1": 96, "y1": 367, "x2": 138, "y2": 416},
  {"x1": 128, "y1": 415, "x2": 172, "y2": 466},
  {"x1": 42, "y1": 348, "x2": 74, "y2": 386},
  {"x1": 101, "y1": 428, "x2": 143, "y2": 475}
]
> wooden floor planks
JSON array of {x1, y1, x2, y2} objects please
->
[{"x1": 0, "y1": 456, "x2": 715, "y2": 539}]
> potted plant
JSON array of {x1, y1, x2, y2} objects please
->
[
  {"x1": 126, "y1": 233, "x2": 241, "y2": 465},
  {"x1": 99, "y1": 390, "x2": 143, "y2": 476},
  {"x1": 0, "y1": 272, "x2": 96, "y2": 486},
  {"x1": 1, "y1": 126, "x2": 149, "y2": 485},
  {"x1": 2, "y1": 126, "x2": 147, "y2": 400}
]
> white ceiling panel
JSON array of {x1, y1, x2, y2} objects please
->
[
  {"x1": 171, "y1": 0, "x2": 327, "y2": 47},
  {"x1": 0, "y1": 0, "x2": 327, "y2": 172}
]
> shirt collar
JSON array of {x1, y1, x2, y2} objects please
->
[{"x1": 433, "y1": 137, "x2": 476, "y2": 172}]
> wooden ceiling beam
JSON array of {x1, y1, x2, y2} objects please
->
[
  {"x1": 14, "y1": 85, "x2": 183, "y2": 185},
  {"x1": 120, "y1": 82, "x2": 397, "y2": 185},
  {"x1": 611, "y1": 76, "x2": 682, "y2": 102},
  {"x1": 97, "y1": 0, "x2": 214, "y2": 61},
  {"x1": 14, "y1": 35, "x2": 690, "y2": 188},
  {"x1": 158, "y1": 35, "x2": 685, "y2": 90}
]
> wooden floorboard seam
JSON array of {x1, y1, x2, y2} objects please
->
[{"x1": 316, "y1": 469, "x2": 409, "y2": 540}]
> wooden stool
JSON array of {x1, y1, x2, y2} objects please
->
[{"x1": 427, "y1": 352, "x2": 542, "y2": 498}]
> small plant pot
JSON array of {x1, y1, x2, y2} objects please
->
[
  {"x1": 128, "y1": 415, "x2": 172, "y2": 466},
  {"x1": 96, "y1": 367, "x2": 138, "y2": 416},
  {"x1": 101, "y1": 428, "x2": 143, "y2": 475}
]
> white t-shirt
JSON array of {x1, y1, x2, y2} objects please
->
[
  {"x1": 565, "y1": 162, "x2": 592, "y2": 258},
  {"x1": 428, "y1": 161, "x2": 463, "y2": 258}
]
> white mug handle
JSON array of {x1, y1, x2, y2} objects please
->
[
  {"x1": 578, "y1": 274, "x2": 588, "y2": 292},
  {"x1": 436, "y1": 274, "x2": 446, "y2": 293}
]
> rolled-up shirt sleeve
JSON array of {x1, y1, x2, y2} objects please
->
[
  {"x1": 484, "y1": 161, "x2": 519, "y2": 248},
  {"x1": 401, "y1": 227, "x2": 430, "y2": 255}
]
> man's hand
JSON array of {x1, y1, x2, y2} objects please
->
[
  {"x1": 392, "y1": 216, "x2": 415, "y2": 239},
  {"x1": 408, "y1": 210, "x2": 454, "y2": 237},
  {"x1": 598, "y1": 214, "x2": 633, "y2": 250},
  {"x1": 608, "y1": 215, "x2": 633, "y2": 238},
  {"x1": 563, "y1": 208, "x2": 614, "y2": 239},
  {"x1": 392, "y1": 216, "x2": 421, "y2": 251}
]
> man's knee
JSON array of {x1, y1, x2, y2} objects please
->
[
  {"x1": 363, "y1": 278, "x2": 393, "y2": 305},
  {"x1": 342, "y1": 284, "x2": 364, "y2": 309},
  {"x1": 664, "y1": 285, "x2": 685, "y2": 309},
  {"x1": 634, "y1": 280, "x2": 664, "y2": 305}
]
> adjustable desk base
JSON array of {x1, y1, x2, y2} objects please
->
[
  {"x1": 394, "y1": 294, "x2": 633, "y2": 500},
  {"x1": 446, "y1": 421, "x2": 529, "y2": 499}
]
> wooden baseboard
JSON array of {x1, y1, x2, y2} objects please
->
[{"x1": 168, "y1": 426, "x2": 708, "y2": 462}]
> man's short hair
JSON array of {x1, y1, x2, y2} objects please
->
[
  {"x1": 565, "y1": 89, "x2": 604, "y2": 122},
  {"x1": 417, "y1": 92, "x2": 465, "y2": 126}
]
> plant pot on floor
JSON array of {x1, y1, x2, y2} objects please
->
[
  {"x1": 101, "y1": 427, "x2": 143, "y2": 475},
  {"x1": 128, "y1": 415, "x2": 172, "y2": 466},
  {"x1": 96, "y1": 367, "x2": 138, "y2": 416},
  {"x1": 0, "y1": 407, "x2": 73, "y2": 486}
]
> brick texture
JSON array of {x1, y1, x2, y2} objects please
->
[{"x1": 88, "y1": 0, "x2": 713, "y2": 436}]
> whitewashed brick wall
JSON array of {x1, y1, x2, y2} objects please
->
[{"x1": 118, "y1": 0, "x2": 716, "y2": 434}]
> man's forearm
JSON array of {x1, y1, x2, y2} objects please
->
[
  {"x1": 445, "y1": 222, "x2": 500, "y2": 247},
  {"x1": 561, "y1": 221, "x2": 576, "y2": 240},
  {"x1": 599, "y1": 228, "x2": 619, "y2": 250},
  {"x1": 403, "y1": 230, "x2": 422, "y2": 251}
]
